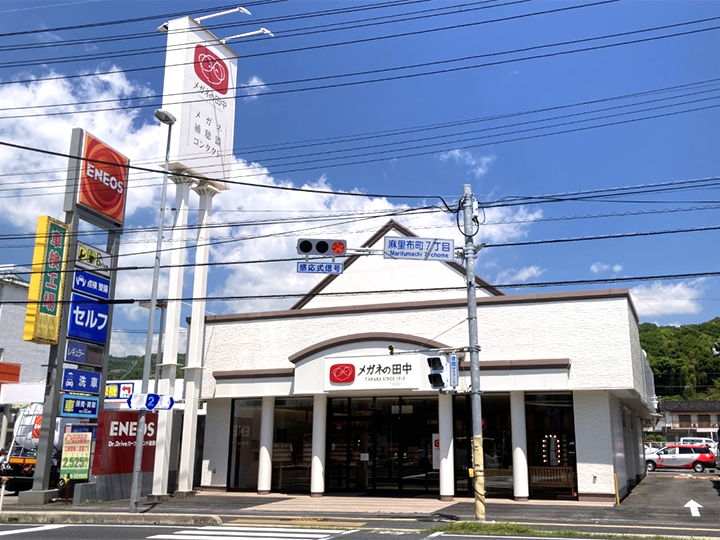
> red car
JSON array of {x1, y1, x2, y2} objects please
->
[{"x1": 646, "y1": 444, "x2": 716, "y2": 473}]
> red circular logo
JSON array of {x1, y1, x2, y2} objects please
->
[{"x1": 329, "y1": 363, "x2": 355, "y2": 384}]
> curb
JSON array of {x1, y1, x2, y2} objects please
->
[{"x1": 0, "y1": 511, "x2": 223, "y2": 526}]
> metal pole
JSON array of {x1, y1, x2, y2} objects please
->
[
  {"x1": 462, "y1": 183, "x2": 485, "y2": 521},
  {"x1": 129, "y1": 122, "x2": 172, "y2": 513}
]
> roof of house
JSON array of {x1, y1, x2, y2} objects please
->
[
  {"x1": 661, "y1": 400, "x2": 720, "y2": 412},
  {"x1": 290, "y1": 219, "x2": 503, "y2": 309}
]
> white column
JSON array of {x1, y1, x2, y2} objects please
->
[
  {"x1": 258, "y1": 396, "x2": 275, "y2": 494},
  {"x1": 439, "y1": 392, "x2": 455, "y2": 501},
  {"x1": 310, "y1": 394, "x2": 327, "y2": 497},
  {"x1": 152, "y1": 177, "x2": 192, "y2": 498},
  {"x1": 510, "y1": 391, "x2": 529, "y2": 500},
  {"x1": 177, "y1": 182, "x2": 219, "y2": 495}
]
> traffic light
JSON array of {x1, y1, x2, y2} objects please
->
[
  {"x1": 297, "y1": 238, "x2": 347, "y2": 257},
  {"x1": 427, "y1": 355, "x2": 448, "y2": 389}
]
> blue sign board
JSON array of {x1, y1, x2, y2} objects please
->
[
  {"x1": 449, "y1": 353, "x2": 459, "y2": 388},
  {"x1": 70, "y1": 424, "x2": 98, "y2": 438},
  {"x1": 62, "y1": 367, "x2": 101, "y2": 395},
  {"x1": 60, "y1": 394, "x2": 99, "y2": 419},
  {"x1": 67, "y1": 292, "x2": 110, "y2": 345},
  {"x1": 65, "y1": 339, "x2": 104, "y2": 367},
  {"x1": 297, "y1": 262, "x2": 344, "y2": 275},
  {"x1": 72, "y1": 270, "x2": 110, "y2": 300}
]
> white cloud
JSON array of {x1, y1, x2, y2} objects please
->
[
  {"x1": 630, "y1": 280, "x2": 705, "y2": 317},
  {"x1": 495, "y1": 265, "x2": 544, "y2": 284},
  {"x1": 242, "y1": 75, "x2": 268, "y2": 100},
  {"x1": 590, "y1": 262, "x2": 623, "y2": 274},
  {"x1": 0, "y1": 66, "x2": 546, "y2": 350},
  {"x1": 438, "y1": 149, "x2": 495, "y2": 179}
]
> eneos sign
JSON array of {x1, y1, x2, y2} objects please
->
[{"x1": 78, "y1": 133, "x2": 129, "y2": 225}]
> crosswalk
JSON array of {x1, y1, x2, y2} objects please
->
[{"x1": 148, "y1": 526, "x2": 354, "y2": 540}]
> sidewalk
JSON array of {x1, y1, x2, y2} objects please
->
[{"x1": 0, "y1": 490, "x2": 614, "y2": 527}]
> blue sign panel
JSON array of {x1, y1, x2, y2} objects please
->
[
  {"x1": 70, "y1": 424, "x2": 98, "y2": 438},
  {"x1": 67, "y1": 292, "x2": 110, "y2": 345},
  {"x1": 60, "y1": 394, "x2": 99, "y2": 419},
  {"x1": 296, "y1": 262, "x2": 344, "y2": 275},
  {"x1": 62, "y1": 367, "x2": 101, "y2": 395},
  {"x1": 72, "y1": 270, "x2": 110, "y2": 300},
  {"x1": 65, "y1": 339, "x2": 104, "y2": 367}
]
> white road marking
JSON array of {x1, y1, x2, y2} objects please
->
[
  {"x1": 0, "y1": 525, "x2": 67, "y2": 537},
  {"x1": 685, "y1": 499, "x2": 703, "y2": 517}
]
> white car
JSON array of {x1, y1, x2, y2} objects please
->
[{"x1": 680, "y1": 437, "x2": 718, "y2": 455}]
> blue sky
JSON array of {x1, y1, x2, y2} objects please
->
[{"x1": 0, "y1": 0, "x2": 718, "y2": 356}]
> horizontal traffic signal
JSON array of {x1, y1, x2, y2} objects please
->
[{"x1": 297, "y1": 238, "x2": 347, "y2": 257}]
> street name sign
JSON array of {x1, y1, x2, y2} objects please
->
[
  {"x1": 449, "y1": 353, "x2": 459, "y2": 388},
  {"x1": 383, "y1": 237, "x2": 455, "y2": 261}
]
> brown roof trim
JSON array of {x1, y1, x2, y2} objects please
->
[
  {"x1": 214, "y1": 368, "x2": 295, "y2": 380},
  {"x1": 289, "y1": 332, "x2": 451, "y2": 364},
  {"x1": 460, "y1": 358, "x2": 571, "y2": 371},
  {"x1": 206, "y1": 288, "x2": 637, "y2": 324},
  {"x1": 289, "y1": 219, "x2": 503, "y2": 310}
]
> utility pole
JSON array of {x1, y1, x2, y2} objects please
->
[{"x1": 461, "y1": 183, "x2": 485, "y2": 521}]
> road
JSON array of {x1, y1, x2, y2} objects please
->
[{"x1": 1, "y1": 472, "x2": 719, "y2": 538}]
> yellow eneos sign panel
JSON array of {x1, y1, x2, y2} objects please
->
[{"x1": 23, "y1": 216, "x2": 70, "y2": 344}]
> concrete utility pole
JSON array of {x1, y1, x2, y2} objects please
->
[{"x1": 461, "y1": 183, "x2": 485, "y2": 521}]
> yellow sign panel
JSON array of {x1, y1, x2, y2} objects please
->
[{"x1": 23, "y1": 216, "x2": 70, "y2": 344}]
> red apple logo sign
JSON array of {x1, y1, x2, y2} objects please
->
[
  {"x1": 329, "y1": 364, "x2": 355, "y2": 384},
  {"x1": 194, "y1": 44, "x2": 228, "y2": 95}
]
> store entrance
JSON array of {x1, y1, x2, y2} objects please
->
[{"x1": 327, "y1": 397, "x2": 437, "y2": 493}]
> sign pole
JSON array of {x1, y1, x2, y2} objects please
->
[
  {"x1": 30, "y1": 130, "x2": 83, "y2": 495},
  {"x1": 461, "y1": 183, "x2": 485, "y2": 521}
]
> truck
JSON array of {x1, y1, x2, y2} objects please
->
[{"x1": 0, "y1": 403, "x2": 64, "y2": 492}]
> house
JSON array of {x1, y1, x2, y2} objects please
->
[
  {"x1": 659, "y1": 400, "x2": 720, "y2": 442},
  {"x1": 194, "y1": 220, "x2": 656, "y2": 502},
  {"x1": 0, "y1": 267, "x2": 51, "y2": 449}
]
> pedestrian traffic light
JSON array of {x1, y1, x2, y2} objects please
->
[
  {"x1": 427, "y1": 355, "x2": 448, "y2": 389},
  {"x1": 297, "y1": 238, "x2": 347, "y2": 257}
]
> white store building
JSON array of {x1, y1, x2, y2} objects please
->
[{"x1": 195, "y1": 220, "x2": 656, "y2": 502}]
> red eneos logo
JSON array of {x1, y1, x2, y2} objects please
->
[
  {"x1": 329, "y1": 363, "x2": 355, "y2": 384},
  {"x1": 194, "y1": 45, "x2": 228, "y2": 95},
  {"x1": 78, "y1": 133, "x2": 129, "y2": 225}
]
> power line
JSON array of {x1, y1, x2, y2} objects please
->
[
  {"x1": 0, "y1": 7, "x2": 705, "y2": 104},
  {"x1": 0, "y1": 0, "x2": 518, "y2": 69},
  {"x1": 2, "y1": 76, "x2": 716, "y2": 186},
  {"x1": 4, "y1": 270, "x2": 719, "y2": 306},
  {"x1": 0, "y1": 0, "x2": 612, "y2": 76}
]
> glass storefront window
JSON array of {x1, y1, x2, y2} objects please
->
[
  {"x1": 228, "y1": 399, "x2": 262, "y2": 490},
  {"x1": 525, "y1": 393, "x2": 577, "y2": 498},
  {"x1": 272, "y1": 398, "x2": 314, "y2": 493}
]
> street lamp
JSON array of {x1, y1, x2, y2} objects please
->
[{"x1": 129, "y1": 109, "x2": 176, "y2": 513}]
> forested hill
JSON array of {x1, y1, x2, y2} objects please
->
[{"x1": 639, "y1": 318, "x2": 720, "y2": 400}]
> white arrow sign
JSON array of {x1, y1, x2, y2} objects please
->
[
  {"x1": 127, "y1": 393, "x2": 174, "y2": 411},
  {"x1": 685, "y1": 499, "x2": 703, "y2": 517}
]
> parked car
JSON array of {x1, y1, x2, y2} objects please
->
[
  {"x1": 644, "y1": 440, "x2": 664, "y2": 455},
  {"x1": 679, "y1": 437, "x2": 718, "y2": 455},
  {"x1": 646, "y1": 444, "x2": 716, "y2": 473}
]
